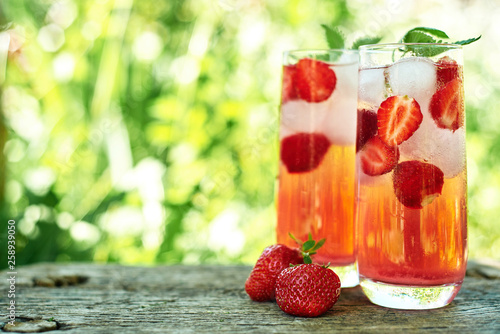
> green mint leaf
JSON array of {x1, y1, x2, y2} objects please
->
[
  {"x1": 322, "y1": 24, "x2": 345, "y2": 49},
  {"x1": 351, "y1": 36, "x2": 382, "y2": 50},
  {"x1": 302, "y1": 240, "x2": 315, "y2": 251},
  {"x1": 401, "y1": 30, "x2": 437, "y2": 44},
  {"x1": 404, "y1": 44, "x2": 450, "y2": 57},
  {"x1": 400, "y1": 27, "x2": 448, "y2": 44},
  {"x1": 409, "y1": 27, "x2": 450, "y2": 39},
  {"x1": 411, "y1": 35, "x2": 480, "y2": 57},
  {"x1": 398, "y1": 27, "x2": 481, "y2": 58},
  {"x1": 453, "y1": 36, "x2": 481, "y2": 45}
]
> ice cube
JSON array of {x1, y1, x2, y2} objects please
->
[
  {"x1": 319, "y1": 95, "x2": 357, "y2": 145},
  {"x1": 278, "y1": 124, "x2": 294, "y2": 140},
  {"x1": 387, "y1": 57, "x2": 437, "y2": 104},
  {"x1": 332, "y1": 62, "x2": 359, "y2": 97},
  {"x1": 337, "y1": 51, "x2": 358, "y2": 66},
  {"x1": 429, "y1": 127, "x2": 466, "y2": 178},
  {"x1": 319, "y1": 63, "x2": 358, "y2": 145},
  {"x1": 399, "y1": 115, "x2": 436, "y2": 160},
  {"x1": 359, "y1": 67, "x2": 386, "y2": 107},
  {"x1": 399, "y1": 119, "x2": 466, "y2": 178},
  {"x1": 280, "y1": 99, "x2": 329, "y2": 133}
]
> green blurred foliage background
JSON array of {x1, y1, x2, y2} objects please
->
[{"x1": 0, "y1": 0, "x2": 499, "y2": 268}]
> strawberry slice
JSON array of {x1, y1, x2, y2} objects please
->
[
  {"x1": 377, "y1": 95, "x2": 423, "y2": 147},
  {"x1": 429, "y1": 78, "x2": 464, "y2": 132},
  {"x1": 356, "y1": 108, "x2": 378, "y2": 152},
  {"x1": 436, "y1": 56, "x2": 462, "y2": 88},
  {"x1": 294, "y1": 58, "x2": 337, "y2": 103},
  {"x1": 392, "y1": 160, "x2": 444, "y2": 209},
  {"x1": 280, "y1": 133, "x2": 331, "y2": 173},
  {"x1": 359, "y1": 136, "x2": 399, "y2": 176},
  {"x1": 282, "y1": 65, "x2": 298, "y2": 103}
]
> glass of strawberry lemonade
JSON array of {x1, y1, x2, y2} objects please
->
[
  {"x1": 277, "y1": 50, "x2": 359, "y2": 287},
  {"x1": 356, "y1": 43, "x2": 467, "y2": 309}
]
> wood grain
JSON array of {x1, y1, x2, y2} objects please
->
[{"x1": 1, "y1": 260, "x2": 499, "y2": 333}]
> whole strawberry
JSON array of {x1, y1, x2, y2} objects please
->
[
  {"x1": 245, "y1": 234, "x2": 325, "y2": 302},
  {"x1": 245, "y1": 244, "x2": 302, "y2": 302},
  {"x1": 275, "y1": 264, "x2": 341, "y2": 317}
]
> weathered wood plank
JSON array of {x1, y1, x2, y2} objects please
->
[{"x1": 1, "y1": 261, "x2": 499, "y2": 333}]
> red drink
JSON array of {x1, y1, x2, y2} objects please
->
[
  {"x1": 356, "y1": 44, "x2": 467, "y2": 309},
  {"x1": 357, "y1": 171, "x2": 467, "y2": 286},
  {"x1": 277, "y1": 144, "x2": 355, "y2": 266},
  {"x1": 276, "y1": 50, "x2": 359, "y2": 287}
]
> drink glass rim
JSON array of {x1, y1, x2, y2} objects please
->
[
  {"x1": 359, "y1": 42, "x2": 463, "y2": 52},
  {"x1": 283, "y1": 49, "x2": 358, "y2": 65},
  {"x1": 284, "y1": 49, "x2": 358, "y2": 55}
]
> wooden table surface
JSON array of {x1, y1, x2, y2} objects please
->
[{"x1": 1, "y1": 259, "x2": 500, "y2": 333}]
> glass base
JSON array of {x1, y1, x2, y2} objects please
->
[
  {"x1": 360, "y1": 278, "x2": 462, "y2": 310},
  {"x1": 330, "y1": 263, "x2": 359, "y2": 288}
]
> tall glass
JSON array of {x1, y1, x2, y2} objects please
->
[
  {"x1": 276, "y1": 50, "x2": 359, "y2": 287},
  {"x1": 356, "y1": 44, "x2": 467, "y2": 309}
]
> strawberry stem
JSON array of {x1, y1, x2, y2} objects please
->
[{"x1": 288, "y1": 233, "x2": 326, "y2": 265}]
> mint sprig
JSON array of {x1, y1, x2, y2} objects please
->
[
  {"x1": 289, "y1": 233, "x2": 325, "y2": 264},
  {"x1": 399, "y1": 27, "x2": 481, "y2": 57},
  {"x1": 320, "y1": 25, "x2": 480, "y2": 59}
]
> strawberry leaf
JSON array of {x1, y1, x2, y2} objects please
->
[
  {"x1": 311, "y1": 238, "x2": 326, "y2": 252},
  {"x1": 322, "y1": 24, "x2": 345, "y2": 49},
  {"x1": 303, "y1": 240, "x2": 315, "y2": 251},
  {"x1": 288, "y1": 233, "x2": 326, "y2": 264},
  {"x1": 351, "y1": 36, "x2": 382, "y2": 50},
  {"x1": 288, "y1": 233, "x2": 300, "y2": 245}
]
